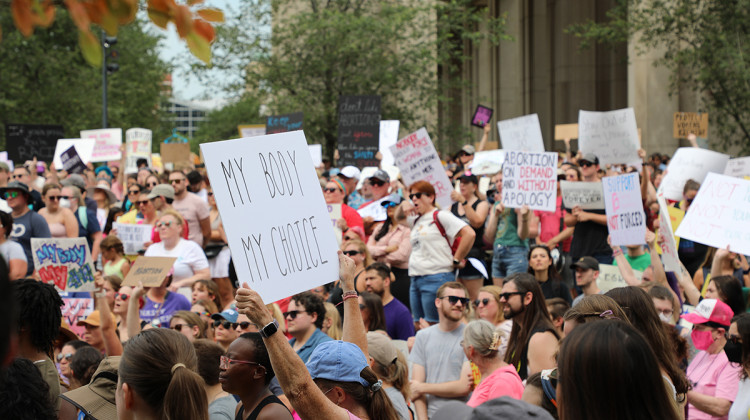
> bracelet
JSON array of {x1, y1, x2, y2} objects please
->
[
  {"x1": 342, "y1": 291, "x2": 358, "y2": 301},
  {"x1": 743, "y1": 268, "x2": 750, "y2": 275},
  {"x1": 612, "y1": 248, "x2": 623, "y2": 257}
]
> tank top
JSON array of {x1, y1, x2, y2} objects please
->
[
  {"x1": 103, "y1": 258, "x2": 127, "y2": 280},
  {"x1": 235, "y1": 394, "x2": 289, "y2": 420},
  {"x1": 49, "y1": 222, "x2": 67, "y2": 238},
  {"x1": 450, "y1": 199, "x2": 486, "y2": 257}
]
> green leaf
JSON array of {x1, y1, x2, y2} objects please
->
[
  {"x1": 186, "y1": 30, "x2": 211, "y2": 64},
  {"x1": 78, "y1": 28, "x2": 101, "y2": 67}
]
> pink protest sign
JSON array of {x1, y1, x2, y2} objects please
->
[
  {"x1": 471, "y1": 105, "x2": 494, "y2": 128},
  {"x1": 81, "y1": 128, "x2": 122, "y2": 162},
  {"x1": 61, "y1": 297, "x2": 94, "y2": 338}
]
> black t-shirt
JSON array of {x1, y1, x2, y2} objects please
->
[
  {"x1": 539, "y1": 278, "x2": 572, "y2": 304},
  {"x1": 564, "y1": 207, "x2": 611, "y2": 260}
]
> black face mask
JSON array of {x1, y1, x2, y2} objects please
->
[{"x1": 724, "y1": 340, "x2": 743, "y2": 364}]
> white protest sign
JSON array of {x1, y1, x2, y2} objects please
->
[
  {"x1": 326, "y1": 203, "x2": 343, "y2": 244},
  {"x1": 501, "y1": 151, "x2": 558, "y2": 212},
  {"x1": 113, "y1": 222, "x2": 152, "y2": 255},
  {"x1": 597, "y1": 264, "x2": 643, "y2": 293},
  {"x1": 54, "y1": 139, "x2": 95, "y2": 168},
  {"x1": 658, "y1": 147, "x2": 729, "y2": 201},
  {"x1": 31, "y1": 237, "x2": 95, "y2": 292},
  {"x1": 80, "y1": 128, "x2": 123, "y2": 162},
  {"x1": 379, "y1": 120, "x2": 400, "y2": 167},
  {"x1": 0, "y1": 152, "x2": 14, "y2": 171},
  {"x1": 578, "y1": 108, "x2": 640, "y2": 165},
  {"x1": 656, "y1": 196, "x2": 681, "y2": 273},
  {"x1": 124, "y1": 128, "x2": 152, "y2": 174},
  {"x1": 200, "y1": 131, "x2": 339, "y2": 303},
  {"x1": 390, "y1": 128, "x2": 453, "y2": 209},
  {"x1": 497, "y1": 114, "x2": 545, "y2": 152},
  {"x1": 560, "y1": 181, "x2": 605, "y2": 210},
  {"x1": 724, "y1": 156, "x2": 750, "y2": 178},
  {"x1": 308, "y1": 144, "x2": 323, "y2": 167},
  {"x1": 675, "y1": 173, "x2": 750, "y2": 256},
  {"x1": 357, "y1": 196, "x2": 388, "y2": 222},
  {"x1": 469, "y1": 150, "x2": 505, "y2": 176},
  {"x1": 602, "y1": 172, "x2": 646, "y2": 246}
]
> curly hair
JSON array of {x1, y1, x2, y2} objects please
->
[
  {"x1": 291, "y1": 292, "x2": 326, "y2": 329},
  {"x1": 0, "y1": 358, "x2": 57, "y2": 419},
  {"x1": 11, "y1": 279, "x2": 63, "y2": 355}
]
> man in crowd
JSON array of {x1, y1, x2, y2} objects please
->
[
  {"x1": 4, "y1": 181, "x2": 50, "y2": 276},
  {"x1": 77, "y1": 310, "x2": 113, "y2": 352},
  {"x1": 411, "y1": 282, "x2": 472, "y2": 419},
  {"x1": 186, "y1": 170, "x2": 208, "y2": 202},
  {"x1": 286, "y1": 291, "x2": 332, "y2": 362},
  {"x1": 12, "y1": 166, "x2": 44, "y2": 210},
  {"x1": 613, "y1": 243, "x2": 651, "y2": 272},
  {"x1": 61, "y1": 174, "x2": 97, "y2": 213},
  {"x1": 363, "y1": 262, "x2": 414, "y2": 340},
  {"x1": 358, "y1": 169, "x2": 391, "y2": 209},
  {"x1": 571, "y1": 256, "x2": 602, "y2": 306},
  {"x1": 337, "y1": 166, "x2": 365, "y2": 209},
  {"x1": 169, "y1": 171, "x2": 210, "y2": 247}
]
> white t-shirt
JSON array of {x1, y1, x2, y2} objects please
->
[
  {"x1": 145, "y1": 239, "x2": 209, "y2": 283},
  {"x1": 408, "y1": 210, "x2": 467, "y2": 276},
  {"x1": 0, "y1": 240, "x2": 26, "y2": 263},
  {"x1": 729, "y1": 377, "x2": 750, "y2": 420}
]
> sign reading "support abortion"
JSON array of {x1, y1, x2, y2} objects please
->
[
  {"x1": 501, "y1": 151, "x2": 558, "y2": 212},
  {"x1": 602, "y1": 172, "x2": 646, "y2": 246},
  {"x1": 200, "y1": 131, "x2": 339, "y2": 303}
]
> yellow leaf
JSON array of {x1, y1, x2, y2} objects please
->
[
  {"x1": 101, "y1": 10, "x2": 119, "y2": 35},
  {"x1": 187, "y1": 0, "x2": 204, "y2": 5},
  {"x1": 12, "y1": 0, "x2": 34, "y2": 37},
  {"x1": 197, "y1": 7, "x2": 224, "y2": 23},
  {"x1": 31, "y1": 0, "x2": 55, "y2": 28},
  {"x1": 193, "y1": 18, "x2": 214, "y2": 43},
  {"x1": 78, "y1": 29, "x2": 102, "y2": 67},
  {"x1": 110, "y1": 0, "x2": 138, "y2": 25},
  {"x1": 148, "y1": 8, "x2": 170, "y2": 29},
  {"x1": 186, "y1": 31, "x2": 211, "y2": 64}
]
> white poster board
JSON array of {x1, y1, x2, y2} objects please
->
[
  {"x1": 357, "y1": 196, "x2": 388, "y2": 222},
  {"x1": 602, "y1": 172, "x2": 646, "y2": 246},
  {"x1": 200, "y1": 131, "x2": 339, "y2": 303},
  {"x1": 390, "y1": 128, "x2": 453, "y2": 209},
  {"x1": 124, "y1": 128, "x2": 152, "y2": 174},
  {"x1": 560, "y1": 181, "x2": 605, "y2": 210},
  {"x1": 379, "y1": 120, "x2": 400, "y2": 167},
  {"x1": 469, "y1": 150, "x2": 505, "y2": 176},
  {"x1": 327, "y1": 203, "x2": 343, "y2": 244},
  {"x1": 659, "y1": 147, "x2": 729, "y2": 201},
  {"x1": 656, "y1": 196, "x2": 681, "y2": 273},
  {"x1": 501, "y1": 151, "x2": 558, "y2": 212},
  {"x1": 0, "y1": 152, "x2": 14, "y2": 171},
  {"x1": 113, "y1": 222, "x2": 153, "y2": 255},
  {"x1": 31, "y1": 237, "x2": 96, "y2": 292},
  {"x1": 54, "y1": 139, "x2": 95, "y2": 168},
  {"x1": 597, "y1": 264, "x2": 643, "y2": 293},
  {"x1": 578, "y1": 108, "x2": 640, "y2": 165},
  {"x1": 675, "y1": 173, "x2": 750, "y2": 256},
  {"x1": 308, "y1": 144, "x2": 323, "y2": 167},
  {"x1": 497, "y1": 114, "x2": 545, "y2": 152},
  {"x1": 80, "y1": 128, "x2": 123, "y2": 162},
  {"x1": 724, "y1": 156, "x2": 750, "y2": 178},
  {"x1": 356, "y1": 167, "x2": 379, "y2": 190}
]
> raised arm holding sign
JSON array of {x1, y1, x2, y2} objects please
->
[
  {"x1": 578, "y1": 108, "x2": 640, "y2": 165},
  {"x1": 602, "y1": 172, "x2": 646, "y2": 246}
]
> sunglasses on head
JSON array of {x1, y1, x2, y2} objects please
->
[
  {"x1": 580, "y1": 161, "x2": 594, "y2": 168},
  {"x1": 439, "y1": 295, "x2": 470, "y2": 305},
  {"x1": 115, "y1": 292, "x2": 129, "y2": 300},
  {"x1": 409, "y1": 192, "x2": 424, "y2": 200},
  {"x1": 194, "y1": 310, "x2": 210, "y2": 317},
  {"x1": 283, "y1": 310, "x2": 307, "y2": 320},
  {"x1": 499, "y1": 291, "x2": 524, "y2": 301},
  {"x1": 56, "y1": 352, "x2": 73, "y2": 362},
  {"x1": 213, "y1": 320, "x2": 238, "y2": 329},
  {"x1": 474, "y1": 298, "x2": 491, "y2": 307},
  {"x1": 343, "y1": 250, "x2": 360, "y2": 257},
  {"x1": 172, "y1": 323, "x2": 192, "y2": 332}
]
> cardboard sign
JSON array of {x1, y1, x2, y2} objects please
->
[
  {"x1": 497, "y1": 114, "x2": 545, "y2": 152},
  {"x1": 61, "y1": 295, "x2": 94, "y2": 338},
  {"x1": 337, "y1": 95, "x2": 381, "y2": 167},
  {"x1": 308, "y1": 144, "x2": 323, "y2": 167},
  {"x1": 113, "y1": 222, "x2": 153, "y2": 255},
  {"x1": 724, "y1": 156, "x2": 750, "y2": 178},
  {"x1": 80, "y1": 128, "x2": 122, "y2": 162},
  {"x1": 31, "y1": 238, "x2": 95, "y2": 292},
  {"x1": 61, "y1": 146, "x2": 86, "y2": 174},
  {"x1": 658, "y1": 147, "x2": 729, "y2": 201},
  {"x1": 602, "y1": 172, "x2": 646, "y2": 246},
  {"x1": 554, "y1": 123, "x2": 579, "y2": 140},
  {"x1": 471, "y1": 105, "x2": 494, "y2": 128},
  {"x1": 200, "y1": 131, "x2": 340, "y2": 303},
  {"x1": 379, "y1": 120, "x2": 400, "y2": 167},
  {"x1": 560, "y1": 181, "x2": 605, "y2": 210},
  {"x1": 675, "y1": 173, "x2": 750, "y2": 256},
  {"x1": 673, "y1": 112, "x2": 708, "y2": 138},
  {"x1": 124, "y1": 128, "x2": 152, "y2": 174},
  {"x1": 238, "y1": 124, "x2": 266, "y2": 138},
  {"x1": 390, "y1": 128, "x2": 454, "y2": 209},
  {"x1": 122, "y1": 256, "x2": 177, "y2": 287},
  {"x1": 578, "y1": 108, "x2": 640, "y2": 165},
  {"x1": 501, "y1": 151, "x2": 558, "y2": 212},
  {"x1": 5, "y1": 123, "x2": 65, "y2": 163},
  {"x1": 160, "y1": 142, "x2": 191, "y2": 164},
  {"x1": 656, "y1": 196, "x2": 681, "y2": 272},
  {"x1": 469, "y1": 150, "x2": 505, "y2": 176},
  {"x1": 597, "y1": 264, "x2": 643, "y2": 293},
  {"x1": 357, "y1": 196, "x2": 388, "y2": 222},
  {"x1": 266, "y1": 112, "x2": 304, "y2": 134}
]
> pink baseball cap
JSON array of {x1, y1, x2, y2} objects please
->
[{"x1": 681, "y1": 299, "x2": 733, "y2": 327}]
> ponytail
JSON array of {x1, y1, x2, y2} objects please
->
[
  {"x1": 360, "y1": 367, "x2": 399, "y2": 420},
  {"x1": 163, "y1": 363, "x2": 208, "y2": 420}
]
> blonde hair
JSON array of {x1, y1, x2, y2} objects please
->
[
  {"x1": 158, "y1": 209, "x2": 185, "y2": 235},
  {"x1": 344, "y1": 238, "x2": 374, "y2": 267},
  {"x1": 477, "y1": 285, "x2": 506, "y2": 325},
  {"x1": 323, "y1": 302, "x2": 342, "y2": 340}
]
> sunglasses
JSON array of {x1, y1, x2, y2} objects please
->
[
  {"x1": 383, "y1": 201, "x2": 398, "y2": 209},
  {"x1": 343, "y1": 250, "x2": 360, "y2": 257},
  {"x1": 194, "y1": 310, "x2": 211, "y2": 317},
  {"x1": 156, "y1": 221, "x2": 175, "y2": 229},
  {"x1": 147, "y1": 182, "x2": 158, "y2": 187},
  {"x1": 219, "y1": 355, "x2": 263, "y2": 370},
  {"x1": 3, "y1": 191, "x2": 21, "y2": 199},
  {"x1": 499, "y1": 291, "x2": 524, "y2": 301},
  {"x1": 343, "y1": 235, "x2": 357, "y2": 241},
  {"x1": 579, "y1": 161, "x2": 594, "y2": 168},
  {"x1": 686, "y1": 198, "x2": 695, "y2": 205},
  {"x1": 323, "y1": 187, "x2": 340, "y2": 193},
  {"x1": 115, "y1": 292, "x2": 129, "y2": 300},
  {"x1": 725, "y1": 333, "x2": 743, "y2": 344},
  {"x1": 208, "y1": 192, "x2": 214, "y2": 196},
  {"x1": 409, "y1": 192, "x2": 424, "y2": 201},
  {"x1": 128, "y1": 190, "x2": 140, "y2": 195},
  {"x1": 172, "y1": 323, "x2": 192, "y2": 332},
  {"x1": 370, "y1": 179, "x2": 385, "y2": 187},
  {"x1": 474, "y1": 298, "x2": 491, "y2": 307},
  {"x1": 11, "y1": 174, "x2": 24, "y2": 179},
  {"x1": 136, "y1": 200, "x2": 150, "y2": 206},
  {"x1": 56, "y1": 352, "x2": 73, "y2": 362},
  {"x1": 236, "y1": 321, "x2": 253, "y2": 330},
  {"x1": 213, "y1": 320, "x2": 238, "y2": 329},
  {"x1": 170, "y1": 179, "x2": 184, "y2": 184},
  {"x1": 439, "y1": 295, "x2": 470, "y2": 306},
  {"x1": 283, "y1": 310, "x2": 308, "y2": 320},
  {"x1": 46, "y1": 195, "x2": 61, "y2": 201}
]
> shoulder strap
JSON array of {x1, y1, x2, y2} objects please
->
[
  {"x1": 247, "y1": 395, "x2": 288, "y2": 419},
  {"x1": 432, "y1": 210, "x2": 452, "y2": 248},
  {"x1": 77, "y1": 207, "x2": 88, "y2": 230}
]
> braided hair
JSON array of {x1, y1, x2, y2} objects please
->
[{"x1": 11, "y1": 279, "x2": 62, "y2": 356}]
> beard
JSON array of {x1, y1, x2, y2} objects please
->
[{"x1": 503, "y1": 303, "x2": 526, "y2": 320}]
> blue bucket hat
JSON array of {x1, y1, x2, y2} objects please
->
[
  {"x1": 306, "y1": 341, "x2": 371, "y2": 388},
  {"x1": 211, "y1": 308, "x2": 239, "y2": 323}
]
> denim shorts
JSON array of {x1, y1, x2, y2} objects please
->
[
  {"x1": 410, "y1": 271, "x2": 455, "y2": 323},
  {"x1": 491, "y1": 244, "x2": 529, "y2": 279}
]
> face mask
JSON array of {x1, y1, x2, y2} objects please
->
[
  {"x1": 59, "y1": 198, "x2": 71, "y2": 209},
  {"x1": 659, "y1": 313, "x2": 674, "y2": 325},
  {"x1": 691, "y1": 329, "x2": 715, "y2": 351},
  {"x1": 724, "y1": 340, "x2": 743, "y2": 364}
]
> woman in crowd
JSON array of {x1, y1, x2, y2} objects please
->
[
  {"x1": 366, "y1": 332, "x2": 412, "y2": 420},
  {"x1": 113, "y1": 285, "x2": 132, "y2": 342},
  {"x1": 463, "y1": 319, "x2": 523, "y2": 407},
  {"x1": 103, "y1": 205, "x2": 123, "y2": 235},
  {"x1": 192, "y1": 339, "x2": 236, "y2": 420},
  {"x1": 400, "y1": 180, "x2": 476, "y2": 326},
  {"x1": 88, "y1": 181, "x2": 117, "y2": 230},
  {"x1": 137, "y1": 190, "x2": 159, "y2": 228},
  {"x1": 728, "y1": 313, "x2": 750, "y2": 420},
  {"x1": 359, "y1": 291, "x2": 387, "y2": 334},
  {"x1": 557, "y1": 321, "x2": 680, "y2": 420},
  {"x1": 101, "y1": 235, "x2": 130, "y2": 281},
  {"x1": 170, "y1": 310, "x2": 207, "y2": 342},
  {"x1": 324, "y1": 179, "x2": 364, "y2": 233},
  {"x1": 323, "y1": 302, "x2": 343, "y2": 340},
  {"x1": 343, "y1": 238, "x2": 373, "y2": 291},
  {"x1": 527, "y1": 245, "x2": 572, "y2": 304},
  {"x1": 449, "y1": 174, "x2": 490, "y2": 301},
  {"x1": 58, "y1": 340, "x2": 90, "y2": 386},
  {"x1": 192, "y1": 299, "x2": 219, "y2": 340},
  {"x1": 61, "y1": 184, "x2": 102, "y2": 263},
  {"x1": 206, "y1": 187, "x2": 233, "y2": 309},
  {"x1": 116, "y1": 328, "x2": 209, "y2": 420},
  {"x1": 564, "y1": 164, "x2": 581, "y2": 182},
  {"x1": 0, "y1": 211, "x2": 27, "y2": 279},
  {"x1": 144, "y1": 174, "x2": 160, "y2": 190},
  {"x1": 704, "y1": 275, "x2": 747, "y2": 317},
  {"x1": 100, "y1": 274, "x2": 122, "y2": 312},
  {"x1": 694, "y1": 247, "x2": 746, "y2": 293},
  {"x1": 561, "y1": 294, "x2": 629, "y2": 335},
  {"x1": 191, "y1": 279, "x2": 223, "y2": 311},
  {"x1": 367, "y1": 196, "x2": 412, "y2": 308},
  {"x1": 38, "y1": 183, "x2": 78, "y2": 238},
  {"x1": 474, "y1": 285, "x2": 512, "y2": 358},
  {"x1": 121, "y1": 184, "x2": 142, "y2": 214}
]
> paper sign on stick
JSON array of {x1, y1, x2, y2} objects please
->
[
  {"x1": 379, "y1": 120, "x2": 400, "y2": 167},
  {"x1": 60, "y1": 146, "x2": 86, "y2": 174},
  {"x1": 658, "y1": 147, "x2": 729, "y2": 201},
  {"x1": 554, "y1": 123, "x2": 579, "y2": 140},
  {"x1": 602, "y1": 172, "x2": 646, "y2": 246},
  {"x1": 113, "y1": 222, "x2": 153, "y2": 255},
  {"x1": 122, "y1": 257, "x2": 177, "y2": 287},
  {"x1": 655, "y1": 196, "x2": 681, "y2": 272},
  {"x1": 308, "y1": 144, "x2": 323, "y2": 167},
  {"x1": 673, "y1": 112, "x2": 708, "y2": 138},
  {"x1": 200, "y1": 131, "x2": 340, "y2": 303},
  {"x1": 675, "y1": 173, "x2": 750, "y2": 256},
  {"x1": 390, "y1": 128, "x2": 454, "y2": 209},
  {"x1": 469, "y1": 150, "x2": 505, "y2": 176},
  {"x1": 54, "y1": 139, "x2": 95, "y2": 168},
  {"x1": 724, "y1": 157, "x2": 750, "y2": 178},
  {"x1": 81, "y1": 128, "x2": 122, "y2": 162},
  {"x1": 160, "y1": 142, "x2": 191, "y2": 164},
  {"x1": 597, "y1": 264, "x2": 643, "y2": 293},
  {"x1": 501, "y1": 151, "x2": 558, "y2": 212},
  {"x1": 560, "y1": 181, "x2": 604, "y2": 210},
  {"x1": 578, "y1": 108, "x2": 640, "y2": 165},
  {"x1": 31, "y1": 238, "x2": 95, "y2": 292},
  {"x1": 471, "y1": 105, "x2": 494, "y2": 128},
  {"x1": 125, "y1": 128, "x2": 152, "y2": 174},
  {"x1": 497, "y1": 114, "x2": 545, "y2": 152}
]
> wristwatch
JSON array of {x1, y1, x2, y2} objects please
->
[
  {"x1": 259, "y1": 319, "x2": 279, "y2": 338},
  {"x1": 453, "y1": 259, "x2": 461, "y2": 266}
]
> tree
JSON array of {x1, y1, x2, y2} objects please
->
[
  {"x1": 191, "y1": 95, "x2": 265, "y2": 147},
  {"x1": 567, "y1": 0, "x2": 750, "y2": 154}
]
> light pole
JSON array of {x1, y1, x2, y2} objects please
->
[{"x1": 101, "y1": 33, "x2": 119, "y2": 128}]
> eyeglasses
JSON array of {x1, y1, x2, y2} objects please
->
[
  {"x1": 56, "y1": 352, "x2": 73, "y2": 362},
  {"x1": 409, "y1": 192, "x2": 424, "y2": 200},
  {"x1": 499, "y1": 291, "x2": 524, "y2": 301},
  {"x1": 59, "y1": 195, "x2": 71, "y2": 200},
  {"x1": 170, "y1": 179, "x2": 184, "y2": 184},
  {"x1": 474, "y1": 298, "x2": 491, "y2": 307},
  {"x1": 580, "y1": 161, "x2": 594, "y2": 168},
  {"x1": 725, "y1": 333, "x2": 743, "y2": 344},
  {"x1": 323, "y1": 187, "x2": 340, "y2": 193},
  {"x1": 439, "y1": 295, "x2": 470, "y2": 306},
  {"x1": 219, "y1": 355, "x2": 264, "y2": 370},
  {"x1": 213, "y1": 320, "x2": 238, "y2": 329},
  {"x1": 655, "y1": 308, "x2": 673, "y2": 317},
  {"x1": 156, "y1": 221, "x2": 175, "y2": 229},
  {"x1": 172, "y1": 323, "x2": 192, "y2": 332},
  {"x1": 115, "y1": 292, "x2": 129, "y2": 300},
  {"x1": 46, "y1": 195, "x2": 61, "y2": 201},
  {"x1": 343, "y1": 250, "x2": 360, "y2": 257},
  {"x1": 147, "y1": 182, "x2": 158, "y2": 187},
  {"x1": 283, "y1": 310, "x2": 308, "y2": 320},
  {"x1": 136, "y1": 200, "x2": 150, "y2": 206},
  {"x1": 3, "y1": 191, "x2": 20, "y2": 199}
]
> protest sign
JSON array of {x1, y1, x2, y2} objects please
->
[
  {"x1": 238, "y1": 124, "x2": 266, "y2": 138},
  {"x1": 560, "y1": 181, "x2": 604, "y2": 210},
  {"x1": 578, "y1": 108, "x2": 640, "y2": 165},
  {"x1": 379, "y1": 120, "x2": 400, "y2": 167},
  {"x1": 357, "y1": 196, "x2": 388, "y2": 222},
  {"x1": 597, "y1": 264, "x2": 643, "y2": 293},
  {"x1": 673, "y1": 112, "x2": 708, "y2": 138},
  {"x1": 497, "y1": 114, "x2": 545, "y2": 152},
  {"x1": 469, "y1": 150, "x2": 505, "y2": 176},
  {"x1": 501, "y1": 151, "x2": 558, "y2": 212},
  {"x1": 113, "y1": 222, "x2": 152, "y2": 255},
  {"x1": 266, "y1": 112, "x2": 304, "y2": 134},
  {"x1": 390, "y1": 128, "x2": 453, "y2": 209},
  {"x1": 554, "y1": 123, "x2": 578, "y2": 140},
  {"x1": 200, "y1": 131, "x2": 340, "y2": 303},
  {"x1": 160, "y1": 142, "x2": 191, "y2": 165},
  {"x1": 61, "y1": 295, "x2": 94, "y2": 338},
  {"x1": 327, "y1": 203, "x2": 343, "y2": 243},
  {"x1": 80, "y1": 128, "x2": 122, "y2": 162},
  {"x1": 602, "y1": 172, "x2": 646, "y2": 246},
  {"x1": 724, "y1": 156, "x2": 750, "y2": 178},
  {"x1": 31, "y1": 238, "x2": 95, "y2": 292},
  {"x1": 655, "y1": 196, "x2": 681, "y2": 272},
  {"x1": 0, "y1": 152, "x2": 13, "y2": 171},
  {"x1": 337, "y1": 95, "x2": 381, "y2": 167},
  {"x1": 356, "y1": 167, "x2": 379, "y2": 190},
  {"x1": 675, "y1": 173, "x2": 750, "y2": 256},
  {"x1": 122, "y1": 256, "x2": 177, "y2": 287},
  {"x1": 124, "y1": 128, "x2": 152, "y2": 174},
  {"x1": 471, "y1": 105, "x2": 494, "y2": 127},
  {"x1": 5, "y1": 123, "x2": 64, "y2": 163},
  {"x1": 658, "y1": 147, "x2": 729, "y2": 201},
  {"x1": 53, "y1": 138, "x2": 95, "y2": 168},
  {"x1": 308, "y1": 144, "x2": 323, "y2": 167},
  {"x1": 60, "y1": 146, "x2": 87, "y2": 174}
]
